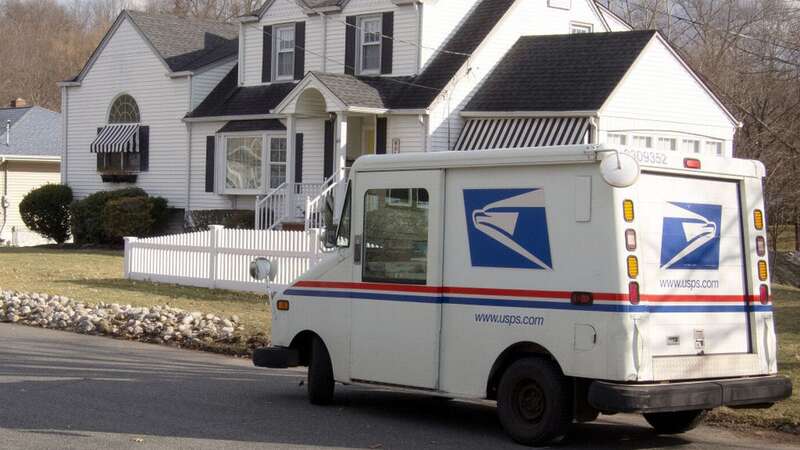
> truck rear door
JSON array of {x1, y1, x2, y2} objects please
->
[{"x1": 638, "y1": 173, "x2": 751, "y2": 356}]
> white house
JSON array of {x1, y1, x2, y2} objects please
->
[{"x1": 61, "y1": 0, "x2": 738, "y2": 232}]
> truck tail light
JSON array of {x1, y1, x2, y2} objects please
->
[
  {"x1": 757, "y1": 261, "x2": 768, "y2": 281},
  {"x1": 571, "y1": 292, "x2": 593, "y2": 305},
  {"x1": 276, "y1": 300, "x2": 290, "y2": 311},
  {"x1": 627, "y1": 255, "x2": 639, "y2": 278},
  {"x1": 756, "y1": 236, "x2": 766, "y2": 256},
  {"x1": 623, "y1": 200, "x2": 635, "y2": 222},
  {"x1": 628, "y1": 282, "x2": 640, "y2": 305},
  {"x1": 754, "y1": 209, "x2": 764, "y2": 230},
  {"x1": 625, "y1": 229, "x2": 637, "y2": 251},
  {"x1": 759, "y1": 284, "x2": 770, "y2": 305},
  {"x1": 684, "y1": 158, "x2": 701, "y2": 169}
]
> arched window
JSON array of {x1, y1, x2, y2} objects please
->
[{"x1": 108, "y1": 94, "x2": 140, "y2": 124}]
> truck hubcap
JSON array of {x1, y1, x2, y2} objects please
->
[{"x1": 514, "y1": 380, "x2": 545, "y2": 423}]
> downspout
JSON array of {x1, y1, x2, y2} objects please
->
[
  {"x1": 0, "y1": 157, "x2": 8, "y2": 242},
  {"x1": 62, "y1": 86, "x2": 69, "y2": 184},
  {"x1": 321, "y1": 12, "x2": 328, "y2": 72},
  {"x1": 589, "y1": 116, "x2": 599, "y2": 144},
  {"x1": 185, "y1": 74, "x2": 194, "y2": 227},
  {"x1": 415, "y1": 2, "x2": 422, "y2": 74}
]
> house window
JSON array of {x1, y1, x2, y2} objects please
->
[
  {"x1": 608, "y1": 133, "x2": 627, "y2": 146},
  {"x1": 274, "y1": 25, "x2": 295, "y2": 80},
  {"x1": 358, "y1": 16, "x2": 382, "y2": 74},
  {"x1": 269, "y1": 136, "x2": 287, "y2": 188},
  {"x1": 108, "y1": 94, "x2": 140, "y2": 123},
  {"x1": 363, "y1": 188, "x2": 429, "y2": 284},
  {"x1": 706, "y1": 141, "x2": 723, "y2": 156},
  {"x1": 683, "y1": 139, "x2": 700, "y2": 153},
  {"x1": 570, "y1": 22, "x2": 593, "y2": 34},
  {"x1": 657, "y1": 137, "x2": 677, "y2": 151},
  {"x1": 226, "y1": 136, "x2": 263, "y2": 192},
  {"x1": 97, "y1": 153, "x2": 140, "y2": 172},
  {"x1": 633, "y1": 136, "x2": 653, "y2": 148}
]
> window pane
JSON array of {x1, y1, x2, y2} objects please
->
[
  {"x1": 336, "y1": 184, "x2": 352, "y2": 247},
  {"x1": 123, "y1": 152, "x2": 140, "y2": 171},
  {"x1": 270, "y1": 165, "x2": 286, "y2": 188},
  {"x1": 226, "y1": 137, "x2": 263, "y2": 190},
  {"x1": 108, "y1": 95, "x2": 140, "y2": 124},
  {"x1": 657, "y1": 137, "x2": 676, "y2": 151},
  {"x1": 277, "y1": 52, "x2": 294, "y2": 78},
  {"x1": 362, "y1": 44, "x2": 380, "y2": 72},
  {"x1": 270, "y1": 137, "x2": 287, "y2": 162},
  {"x1": 363, "y1": 188, "x2": 429, "y2": 284},
  {"x1": 608, "y1": 133, "x2": 627, "y2": 146},
  {"x1": 362, "y1": 19, "x2": 381, "y2": 43},
  {"x1": 706, "y1": 141, "x2": 722, "y2": 156},
  {"x1": 277, "y1": 27, "x2": 294, "y2": 50},
  {"x1": 683, "y1": 139, "x2": 700, "y2": 153}
]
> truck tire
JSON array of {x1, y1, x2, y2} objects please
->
[
  {"x1": 308, "y1": 335, "x2": 334, "y2": 405},
  {"x1": 496, "y1": 357, "x2": 572, "y2": 446},
  {"x1": 644, "y1": 410, "x2": 706, "y2": 434}
]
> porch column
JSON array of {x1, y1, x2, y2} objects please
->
[
  {"x1": 286, "y1": 114, "x2": 296, "y2": 220},
  {"x1": 334, "y1": 112, "x2": 348, "y2": 217}
]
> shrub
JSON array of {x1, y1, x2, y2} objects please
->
[
  {"x1": 102, "y1": 196, "x2": 155, "y2": 241},
  {"x1": 18, "y1": 184, "x2": 73, "y2": 244},
  {"x1": 187, "y1": 209, "x2": 254, "y2": 231},
  {"x1": 69, "y1": 188, "x2": 147, "y2": 245}
]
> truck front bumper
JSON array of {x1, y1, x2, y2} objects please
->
[
  {"x1": 588, "y1": 375, "x2": 792, "y2": 413},
  {"x1": 253, "y1": 346, "x2": 300, "y2": 369}
]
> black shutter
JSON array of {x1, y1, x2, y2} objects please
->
[
  {"x1": 262, "y1": 25, "x2": 272, "y2": 82},
  {"x1": 294, "y1": 22, "x2": 306, "y2": 80},
  {"x1": 295, "y1": 133, "x2": 304, "y2": 184},
  {"x1": 381, "y1": 12, "x2": 394, "y2": 75},
  {"x1": 205, "y1": 136, "x2": 215, "y2": 193},
  {"x1": 344, "y1": 16, "x2": 357, "y2": 75},
  {"x1": 376, "y1": 117, "x2": 387, "y2": 154},
  {"x1": 323, "y1": 119, "x2": 334, "y2": 179},
  {"x1": 96, "y1": 127, "x2": 103, "y2": 171},
  {"x1": 138, "y1": 126, "x2": 149, "y2": 172}
]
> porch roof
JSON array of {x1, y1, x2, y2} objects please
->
[{"x1": 218, "y1": 119, "x2": 285, "y2": 133}]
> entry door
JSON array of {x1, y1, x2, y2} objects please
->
[{"x1": 349, "y1": 170, "x2": 444, "y2": 389}]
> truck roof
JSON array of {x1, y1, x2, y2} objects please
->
[{"x1": 351, "y1": 145, "x2": 765, "y2": 179}]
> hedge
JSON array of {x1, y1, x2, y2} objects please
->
[{"x1": 18, "y1": 184, "x2": 73, "y2": 244}]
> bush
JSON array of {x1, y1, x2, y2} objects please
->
[
  {"x1": 102, "y1": 197, "x2": 155, "y2": 240},
  {"x1": 69, "y1": 188, "x2": 154, "y2": 245},
  {"x1": 18, "y1": 184, "x2": 73, "y2": 244},
  {"x1": 187, "y1": 209, "x2": 254, "y2": 232}
]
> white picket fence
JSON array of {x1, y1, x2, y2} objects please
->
[{"x1": 124, "y1": 225, "x2": 323, "y2": 293}]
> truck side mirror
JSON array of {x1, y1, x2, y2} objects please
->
[{"x1": 250, "y1": 257, "x2": 277, "y2": 282}]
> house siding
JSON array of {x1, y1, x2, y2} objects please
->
[
  {"x1": 598, "y1": 38, "x2": 736, "y2": 156},
  {"x1": 243, "y1": 0, "x2": 421, "y2": 86},
  {"x1": 0, "y1": 160, "x2": 61, "y2": 246},
  {"x1": 64, "y1": 19, "x2": 190, "y2": 208},
  {"x1": 388, "y1": 115, "x2": 425, "y2": 153},
  {"x1": 298, "y1": 117, "x2": 327, "y2": 183},
  {"x1": 428, "y1": 0, "x2": 609, "y2": 151}
]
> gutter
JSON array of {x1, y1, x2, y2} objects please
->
[
  {"x1": 0, "y1": 155, "x2": 60, "y2": 162},
  {"x1": 183, "y1": 114, "x2": 285, "y2": 123}
]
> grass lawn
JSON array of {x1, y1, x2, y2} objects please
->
[{"x1": 0, "y1": 247, "x2": 271, "y2": 345}]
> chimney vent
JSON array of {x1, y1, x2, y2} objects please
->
[{"x1": 9, "y1": 98, "x2": 27, "y2": 108}]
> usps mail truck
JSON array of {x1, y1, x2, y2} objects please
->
[{"x1": 250, "y1": 145, "x2": 791, "y2": 446}]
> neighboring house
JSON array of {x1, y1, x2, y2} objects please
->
[
  {"x1": 0, "y1": 100, "x2": 62, "y2": 246},
  {"x1": 60, "y1": 0, "x2": 738, "y2": 231}
]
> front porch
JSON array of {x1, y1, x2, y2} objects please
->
[{"x1": 255, "y1": 74, "x2": 396, "y2": 230}]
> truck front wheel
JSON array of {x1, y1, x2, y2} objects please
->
[
  {"x1": 644, "y1": 410, "x2": 706, "y2": 434},
  {"x1": 497, "y1": 357, "x2": 572, "y2": 446},
  {"x1": 308, "y1": 336, "x2": 334, "y2": 405}
]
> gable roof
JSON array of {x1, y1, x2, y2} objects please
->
[
  {"x1": 68, "y1": 10, "x2": 238, "y2": 82},
  {"x1": 0, "y1": 106, "x2": 61, "y2": 158},
  {"x1": 187, "y1": 65, "x2": 298, "y2": 118},
  {"x1": 256, "y1": 0, "x2": 347, "y2": 17},
  {"x1": 464, "y1": 31, "x2": 656, "y2": 112}
]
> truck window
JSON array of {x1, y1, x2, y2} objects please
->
[
  {"x1": 363, "y1": 188, "x2": 429, "y2": 284},
  {"x1": 336, "y1": 184, "x2": 352, "y2": 247}
]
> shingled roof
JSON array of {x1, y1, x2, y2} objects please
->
[
  {"x1": 126, "y1": 11, "x2": 239, "y2": 72},
  {"x1": 187, "y1": 66, "x2": 298, "y2": 118},
  {"x1": 465, "y1": 30, "x2": 657, "y2": 112},
  {"x1": 0, "y1": 106, "x2": 61, "y2": 157}
]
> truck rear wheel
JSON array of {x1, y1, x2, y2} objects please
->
[
  {"x1": 644, "y1": 409, "x2": 706, "y2": 434},
  {"x1": 497, "y1": 357, "x2": 572, "y2": 446},
  {"x1": 308, "y1": 336, "x2": 334, "y2": 405}
]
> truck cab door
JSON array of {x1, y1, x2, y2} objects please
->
[{"x1": 348, "y1": 170, "x2": 444, "y2": 389}]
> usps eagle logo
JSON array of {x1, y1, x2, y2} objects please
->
[
  {"x1": 660, "y1": 202, "x2": 722, "y2": 270},
  {"x1": 463, "y1": 188, "x2": 553, "y2": 270}
]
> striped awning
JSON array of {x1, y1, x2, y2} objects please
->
[
  {"x1": 90, "y1": 124, "x2": 140, "y2": 153},
  {"x1": 454, "y1": 117, "x2": 591, "y2": 151}
]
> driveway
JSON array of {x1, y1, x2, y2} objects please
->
[{"x1": 0, "y1": 324, "x2": 797, "y2": 449}]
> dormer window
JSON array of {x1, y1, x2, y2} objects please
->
[
  {"x1": 358, "y1": 16, "x2": 382, "y2": 75},
  {"x1": 274, "y1": 25, "x2": 296, "y2": 81}
]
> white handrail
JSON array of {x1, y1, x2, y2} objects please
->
[
  {"x1": 305, "y1": 173, "x2": 341, "y2": 230},
  {"x1": 255, "y1": 182, "x2": 287, "y2": 230}
]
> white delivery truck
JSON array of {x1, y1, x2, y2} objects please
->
[{"x1": 250, "y1": 145, "x2": 791, "y2": 446}]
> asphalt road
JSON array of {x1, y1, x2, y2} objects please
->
[{"x1": 0, "y1": 324, "x2": 798, "y2": 450}]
